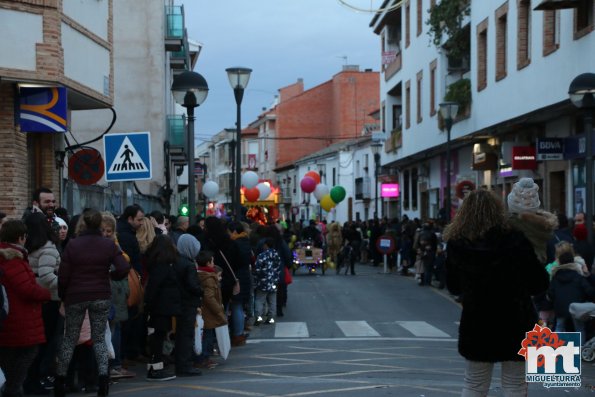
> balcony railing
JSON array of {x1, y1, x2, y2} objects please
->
[
  {"x1": 170, "y1": 45, "x2": 187, "y2": 69},
  {"x1": 355, "y1": 177, "x2": 371, "y2": 200},
  {"x1": 167, "y1": 115, "x2": 185, "y2": 149},
  {"x1": 165, "y1": 5, "x2": 184, "y2": 51},
  {"x1": 384, "y1": 51, "x2": 402, "y2": 81}
]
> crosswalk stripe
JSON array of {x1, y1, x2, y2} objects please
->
[
  {"x1": 275, "y1": 322, "x2": 309, "y2": 338},
  {"x1": 336, "y1": 321, "x2": 381, "y2": 337},
  {"x1": 396, "y1": 321, "x2": 450, "y2": 337}
]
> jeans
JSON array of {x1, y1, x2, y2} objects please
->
[
  {"x1": 462, "y1": 360, "x2": 527, "y2": 397},
  {"x1": 198, "y1": 328, "x2": 215, "y2": 362},
  {"x1": 0, "y1": 345, "x2": 39, "y2": 396},
  {"x1": 555, "y1": 316, "x2": 587, "y2": 345},
  {"x1": 229, "y1": 301, "x2": 245, "y2": 337},
  {"x1": 109, "y1": 321, "x2": 122, "y2": 369},
  {"x1": 254, "y1": 290, "x2": 277, "y2": 319}
]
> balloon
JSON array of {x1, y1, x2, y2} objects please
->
[
  {"x1": 305, "y1": 171, "x2": 321, "y2": 184},
  {"x1": 244, "y1": 187, "x2": 260, "y2": 202},
  {"x1": 241, "y1": 171, "x2": 259, "y2": 189},
  {"x1": 202, "y1": 181, "x2": 219, "y2": 198},
  {"x1": 330, "y1": 185, "x2": 346, "y2": 203},
  {"x1": 320, "y1": 194, "x2": 336, "y2": 212},
  {"x1": 256, "y1": 182, "x2": 271, "y2": 200},
  {"x1": 300, "y1": 176, "x2": 317, "y2": 193},
  {"x1": 313, "y1": 183, "x2": 329, "y2": 201}
]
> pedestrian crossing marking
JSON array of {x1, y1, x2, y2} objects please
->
[
  {"x1": 336, "y1": 321, "x2": 381, "y2": 337},
  {"x1": 108, "y1": 137, "x2": 149, "y2": 173},
  {"x1": 275, "y1": 322, "x2": 309, "y2": 338},
  {"x1": 396, "y1": 321, "x2": 450, "y2": 338}
]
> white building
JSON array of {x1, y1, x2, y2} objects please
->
[{"x1": 371, "y1": 0, "x2": 595, "y2": 221}]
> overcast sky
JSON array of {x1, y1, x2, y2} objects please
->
[{"x1": 183, "y1": 0, "x2": 381, "y2": 144}]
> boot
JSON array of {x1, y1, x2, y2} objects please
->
[
  {"x1": 231, "y1": 334, "x2": 246, "y2": 347},
  {"x1": 53, "y1": 376, "x2": 66, "y2": 397},
  {"x1": 97, "y1": 375, "x2": 109, "y2": 397}
]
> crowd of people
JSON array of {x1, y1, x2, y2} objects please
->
[{"x1": 2, "y1": 177, "x2": 595, "y2": 396}]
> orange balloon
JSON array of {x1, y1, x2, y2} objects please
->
[
  {"x1": 305, "y1": 171, "x2": 321, "y2": 185},
  {"x1": 244, "y1": 187, "x2": 260, "y2": 202}
]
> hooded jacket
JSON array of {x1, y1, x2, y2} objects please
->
[
  {"x1": 0, "y1": 243, "x2": 51, "y2": 347},
  {"x1": 197, "y1": 267, "x2": 227, "y2": 329},
  {"x1": 549, "y1": 262, "x2": 595, "y2": 318},
  {"x1": 28, "y1": 240, "x2": 60, "y2": 301},
  {"x1": 174, "y1": 234, "x2": 203, "y2": 309}
]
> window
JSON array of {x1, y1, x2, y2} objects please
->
[
  {"x1": 430, "y1": 59, "x2": 437, "y2": 116},
  {"x1": 543, "y1": 10, "x2": 559, "y2": 56},
  {"x1": 477, "y1": 18, "x2": 488, "y2": 92},
  {"x1": 405, "y1": 80, "x2": 411, "y2": 129},
  {"x1": 517, "y1": 0, "x2": 531, "y2": 70},
  {"x1": 416, "y1": 70, "x2": 423, "y2": 124},
  {"x1": 495, "y1": 2, "x2": 508, "y2": 81},
  {"x1": 381, "y1": 104, "x2": 386, "y2": 131},
  {"x1": 574, "y1": 0, "x2": 594, "y2": 39},
  {"x1": 405, "y1": 1, "x2": 411, "y2": 48},
  {"x1": 403, "y1": 169, "x2": 410, "y2": 210},
  {"x1": 417, "y1": 0, "x2": 423, "y2": 36},
  {"x1": 411, "y1": 168, "x2": 418, "y2": 210},
  {"x1": 332, "y1": 168, "x2": 336, "y2": 186},
  {"x1": 392, "y1": 104, "x2": 402, "y2": 130}
]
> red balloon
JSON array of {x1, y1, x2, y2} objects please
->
[
  {"x1": 244, "y1": 187, "x2": 260, "y2": 202},
  {"x1": 305, "y1": 171, "x2": 321, "y2": 184},
  {"x1": 300, "y1": 176, "x2": 317, "y2": 193}
]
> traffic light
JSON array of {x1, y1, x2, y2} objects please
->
[{"x1": 179, "y1": 203, "x2": 189, "y2": 216}]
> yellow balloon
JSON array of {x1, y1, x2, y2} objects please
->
[{"x1": 320, "y1": 194, "x2": 336, "y2": 212}]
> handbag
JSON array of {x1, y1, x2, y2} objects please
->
[
  {"x1": 127, "y1": 269, "x2": 144, "y2": 308},
  {"x1": 194, "y1": 314, "x2": 204, "y2": 355},
  {"x1": 284, "y1": 266, "x2": 293, "y2": 285},
  {"x1": 219, "y1": 250, "x2": 240, "y2": 295}
]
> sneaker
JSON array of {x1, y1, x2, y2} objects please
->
[
  {"x1": 254, "y1": 316, "x2": 263, "y2": 326},
  {"x1": 266, "y1": 317, "x2": 275, "y2": 324},
  {"x1": 110, "y1": 368, "x2": 136, "y2": 379},
  {"x1": 146, "y1": 362, "x2": 176, "y2": 382}
]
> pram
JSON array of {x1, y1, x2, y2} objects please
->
[{"x1": 569, "y1": 302, "x2": 595, "y2": 361}]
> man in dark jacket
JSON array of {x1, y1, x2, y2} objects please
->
[
  {"x1": 116, "y1": 205, "x2": 144, "y2": 273},
  {"x1": 174, "y1": 235, "x2": 203, "y2": 376}
]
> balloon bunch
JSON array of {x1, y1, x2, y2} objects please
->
[
  {"x1": 241, "y1": 171, "x2": 271, "y2": 202},
  {"x1": 300, "y1": 171, "x2": 346, "y2": 212}
]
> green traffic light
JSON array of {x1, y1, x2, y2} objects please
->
[{"x1": 179, "y1": 204, "x2": 189, "y2": 216}]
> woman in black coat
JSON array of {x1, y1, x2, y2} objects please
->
[
  {"x1": 228, "y1": 221, "x2": 253, "y2": 346},
  {"x1": 143, "y1": 235, "x2": 180, "y2": 382},
  {"x1": 444, "y1": 190, "x2": 549, "y2": 396}
]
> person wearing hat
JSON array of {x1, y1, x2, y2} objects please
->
[{"x1": 506, "y1": 178, "x2": 557, "y2": 265}]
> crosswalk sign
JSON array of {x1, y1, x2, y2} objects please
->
[{"x1": 103, "y1": 132, "x2": 152, "y2": 182}]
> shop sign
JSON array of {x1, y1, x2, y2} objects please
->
[
  {"x1": 512, "y1": 146, "x2": 537, "y2": 170},
  {"x1": 536, "y1": 138, "x2": 564, "y2": 160},
  {"x1": 563, "y1": 134, "x2": 595, "y2": 160},
  {"x1": 381, "y1": 183, "x2": 399, "y2": 198},
  {"x1": 472, "y1": 152, "x2": 498, "y2": 170}
]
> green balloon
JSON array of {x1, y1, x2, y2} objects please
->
[{"x1": 330, "y1": 186, "x2": 346, "y2": 203}]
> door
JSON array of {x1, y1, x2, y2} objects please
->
[{"x1": 549, "y1": 170, "x2": 566, "y2": 215}]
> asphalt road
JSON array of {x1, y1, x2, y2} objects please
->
[{"x1": 97, "y1": 263, "x2": 595, "y2": 396}]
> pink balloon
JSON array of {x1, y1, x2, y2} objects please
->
[{"x1": 300, "y1": 176, "x2": 317, "y2": 193}]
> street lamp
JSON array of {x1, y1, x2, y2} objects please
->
[
  {"x1": 226, "y1": 67, "x2": 252, "y2": 221},
  {"x1": 370, "y1": 140, "x2": 383, "y2": 219},
  {"x1": 569, "y1": 73, "x2": 595, "y2": 245},
  {"x1": 439, "y1": 101, "x2": 459, "y2": 224},
  {"x1": 171, "y1": 70, "x2": 209, "y2": 223}
]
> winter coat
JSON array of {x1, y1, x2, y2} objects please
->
[
  {"x1": 28, "y1": 241, "x2": 61, "y2": 301},
  {"x1": 59, "y1": 230, "x2": 129, "y2": 305},
  {"x1": 446, "y1": 226, "x2": 549, "y2": 362},
  {"x1": 144, "y1": 262, "x2": 181, "y2": 317},
  {"x1": 0, "y1": 243, "x2": 51, "y2": 347},
  {"x1": 254, "y1": 248, "x2": 282, "y2": 292},
  {"x1": 230, "y1": 233, "x2": 253, "y2": 303},
  {"x1": 548, "y1": 262, "x2": 595, "y2": 318},
  {"x1": 175, "y1": 235, "x2": 203, "y2": 310},
  {"x1": 197, "y1": 267, "x2": 227, "y2": 329},
  {"x1": 110, "y1": 278, "x2": 129, "y2": 322},
  {"x1": 201, "y1": 238, "x2": 241, "y2": 306},
  {"x1": 508, "y1": 211, "x2": 557, "y2": 264},
  {"x1": 116, "y1": 219, "x2": 141, "y2": 272}
]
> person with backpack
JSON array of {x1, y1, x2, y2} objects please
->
[{"x1": 0, "y1": 220, "x2": 51, "y2": 397}]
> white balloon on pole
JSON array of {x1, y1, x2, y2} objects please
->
[
  {"x1": 202, "y1": 181, "x2": 219, "y2": 198},
  {"x1": 241, "y1": 171, "x2": 259, "y2": 189},
  {"x1": 313, "y1": 183, "x2": 330, "y2": 201},
  {"x1": 256, "y1": 182, "x2": 271, "y2": 200}
]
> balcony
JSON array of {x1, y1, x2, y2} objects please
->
[
  {"x1": 165, "y1": 5, "x2": 184, "y2": 51},
  {"x1": 282, "y1": 187, "x2": 292, "y2": 204},
  {"x1": 167, "y1": 115, "x2": 186, "y2": 164},
  {"x1": 384, "y1": 51, "x2": 402, "y2": 81},
  {"x1": 385, "y1": 128, "x2": 402, "y2": 153},
  {"x1": 170, "y1": 45, "x2": 187, "y2": 70},
  {"x1": 354, "y1": 177, "x2": 371, "y2": 200}
]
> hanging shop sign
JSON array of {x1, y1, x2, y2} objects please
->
[
  {"x1": 536, "y1": 138, "x2": 564, "y2": 160},
  {"x1": 512, "y1": 146, "x2": 537, "y2": 170},
  {"x1": 381, "y1": 183, "x2": 400, "y2": 198},
  {"x1": 18, "y1": 87, "x2": 68, "y2": 132}
]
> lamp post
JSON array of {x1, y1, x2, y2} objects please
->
[
  {"x1": 370, "y1": 141, "x2": 383, "y2": 219},
  {"x1": 171, "y1": 71, "x2": 209, "y2": 223},
  {"x1": 439, "y1": 101, "x2": 459, "y2": 224},
  {"x1": 569, "y1": 73, "x2": 595, "y2": 245},
  {"x1": 226, "y1": 67, "x2": 252, "y2": 221}
]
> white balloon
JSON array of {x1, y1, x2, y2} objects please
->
[
  {"x1": 202, "y1": 181, "x2": 219, "y2": 198},
  {"x1": 313, "y1": 183, "x2": 330, "y2": 201},
  {"x1": 241, "y1": 171, "x2": 259, "y2": 189},
  {"x1": 256, "y1": 182, "x2": 271, "y2": 201}
]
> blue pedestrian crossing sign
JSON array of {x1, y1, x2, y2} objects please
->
[{"x1": 103, "y1": 132, "x2": 152, "y2": 182}]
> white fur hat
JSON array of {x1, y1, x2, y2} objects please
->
[{"x1": 507, "y1": 178, "x2": 541, "y2": 213}]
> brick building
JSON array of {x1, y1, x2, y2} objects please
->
[{"x1": 0, "y1": 0, "x2": 113, "y2": 217}]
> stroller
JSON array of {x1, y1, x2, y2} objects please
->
[{"x1": 569, "y1": 302, "x2": 595, "y2": 361}]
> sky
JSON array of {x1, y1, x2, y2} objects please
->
[{"x1": 183, "y1": 0, "x2": 382, "y2": 144}]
